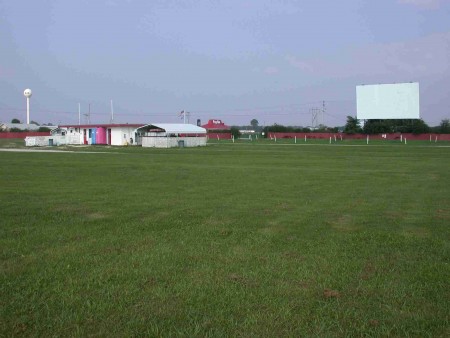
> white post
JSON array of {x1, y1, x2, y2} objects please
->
[
  {"x1": 329, "y1": 136, "x2": 332, "y2": 144},
  {"x1": 367, "y1": 135, "x2": 369, "y2": 145},
  {"x1": 400, "y1": 134, "x2": 403, "y2": 142},
  {"x1": 232, "y1": 135, "x2": 235, "y2": 143},
  {"x1": 275, "y1": 136, "x2": 277, "y2": 142},
  {"x1": 430, "y1": 134, "x2": 432, "y2": 142},
  {"x1": 405, "y1": 138, "x2": 407, "y2": 144},
  {"x1": 334, "y1": 135, "x2": 336, "y2": 142},
  {"x1": 217, "y1": 135, "x2": 219, "y2": 141},
  {"x1": 78, "y1": 103, "x2": 81, "y2": 125},
  {"x1": 435, "y1": 136, "x2": 438, "y2": 143},
  {"x1": 305, "y1": 135, "x2": 306, "y2": 142},
  {"x1": 295, "y1": 136, "x2": 297, "y2": 144},
  {"x1": 249, "y1": 135, "x2": 251, "y2": 141},
  {"x1": 26, "y1": 97, "x2": 30, "y2": 124},
  {"x1": 340, "y1": 135, "x2": 342, "y2": 141}
]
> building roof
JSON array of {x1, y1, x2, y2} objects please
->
[
  {"x1": 59, "y1": 123, "x2": 144, "y2": 128},
  {"x1": 201, "y1": 119, "x2": 230, "y2": 130},
  {"x1": 137, "y1": 123, "x2": 206, "y2": 134},
  {"x1": 0, "y1": 123, "x2": 40, "y2": 131}
]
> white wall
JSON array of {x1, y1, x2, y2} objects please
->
[
  {"x1": 25, "y1": 134, "x2": 83, "y2": 146},
  {"x1": 110, "y1": 127, "x2": 138, "y2": 146},
  {"x1": 142, "y1": 136, "x2": 206, "y2": 148}
]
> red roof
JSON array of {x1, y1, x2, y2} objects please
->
[{"x1": 201, "y1": 119, "x2": 230, "y2": 130}]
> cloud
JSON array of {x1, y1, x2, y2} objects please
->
[
  {"x1": 351, "y1": 31, "x2": 450, "y2": 77},
  {"x1": 264, "y1": 66, "x2": 279, "y2": 75},
  {"x1": 397, "y1": 0, "x2": 443, "y2": 9},
  {"x1": 285, "y1": 55, "x2": 313, "y2": 72},
  {"x1": 0, "y1": 66, "x2": 15, "y2": 79},
  {"x1": 285, "y1": 31, "x2": 450, "y2": 80}
]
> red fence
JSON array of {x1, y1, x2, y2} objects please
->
[
  {"x1": 207, "y1": 133, "x2": 232, "y2": 140},
  {"x1": 268, "y1": 132, "x2": 450, "y2": 141},
  {"x1": 0, "y1": 132, "x2": 51, "y2": 139}
]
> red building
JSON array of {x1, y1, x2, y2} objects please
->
[{"x1": 201, "y1": 119, "x2": 230, "y2": 131}]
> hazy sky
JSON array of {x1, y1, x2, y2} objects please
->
[{"x1": 1, "y1": 0, "x2": 449, "y2": 127}]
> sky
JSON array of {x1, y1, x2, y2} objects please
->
[{"x1": 1, "y1": 0, "x2": 449, "y2": 127}]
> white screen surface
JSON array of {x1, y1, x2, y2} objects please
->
[{"x1": 356, "y1": 82, "x2": 420, "y2": 119}]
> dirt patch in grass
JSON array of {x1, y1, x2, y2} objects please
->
[
  {"x1": 259, "y1": 221, "x2": 288, "y2": 235},
  {"x1": 86, "y1": 212, "x2": 108, "y2": 220},
  {"x1": 51, "y1": 205, "x2": 110, "y2": 220},
  {"x1": 330, "y1": 214, "x2": 360, "y2": 232},
  {"x1": 368, "y1": 319, "x2": 380, "y2": 327},
  {"x1": 228, "y1": 273, "x2": 259, "y2": 288},
  {"x1": 13, "y1": 322, "x2": 28, "y2": 335},
  {"x1": 142, "y1": 276, "x2": 158, "y2": 289},
  {"x1": 298, "y1": 280, "x2": 310, "y2": 289},
  {"x1": 402, "y1": 226, "x2": 430, "y2": 238},
  {"x1": 435, "y1": 209, "x2": 450, "y2": 220},
  {"x1": 323, "y1": 289, "x2": 341, "y2": 299},
  {"x1": 276, "y1": 202, "x2": 293, "y2": 211},
  {"x1": 385, "y1": 210, "x2": 407, "y2": 221},
  {"x1": 282, "y1": 251, "x2": 305, "y2": 261},
  {"x1": 219, "y1": 229, "x2": 233, "y2": 237},
  {"x1": 360, "y1": 261, "x2": 376, "y2": 280}
]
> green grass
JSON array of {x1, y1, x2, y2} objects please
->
[{"x1": 1, "y1": 140, "x2": 449, "y2": 336}]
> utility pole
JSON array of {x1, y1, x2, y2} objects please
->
[
  {"x1": 322, "y1": 100, "x2": 326, "y2": 126},
  {"x1": 84, "y1": 103, "x2": 91, "y2": 124},
  {"x1": 311, "y1": 107, "x2": 320, "y2": 129}
]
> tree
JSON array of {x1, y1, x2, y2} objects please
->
[
  {"x1": 439, "y1": 119, "x2": 450, "y2": 134},
  {"x1": 230, "y1": 126, "x2": 241, "y2": 139},
  {"x1": 363, "y1": 119, "x2": 392, "y2": 134},
  {"x1": 250, "y1": 119, "x2": 259, "y2": 130},
  {"x1": 11, "y1": 118, "x2": 20, "y2": 123},
  {"x1": 343, "y1": 116, "x2": 362, "y2": 134},
  {"x1": 410, "y1": 119, "x2": 430, "y2": 134},
  {"x1": 30, "y1": 120, "x2": 40, "y2": 125}
]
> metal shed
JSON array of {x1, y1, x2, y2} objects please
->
[{"x1": 137, "y1": 123, "x2": 207, "y2": 148}]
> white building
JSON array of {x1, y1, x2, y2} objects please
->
[
  {"x1": 25, "y1": 123, "x2": 207, "y2": 148},
  {"x1": 25, "y1": 126, "x2": 86, "y2": 146}
]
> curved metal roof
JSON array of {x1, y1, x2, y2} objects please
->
[{"x1": 137, "y1": 123, "x2": 206, "y2": 134}]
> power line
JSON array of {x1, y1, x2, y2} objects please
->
[{"x1": 1, "y1": 100, "x2": 346, "y2": 124}]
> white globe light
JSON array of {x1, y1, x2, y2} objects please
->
[{"x1": 24, "y1": 89, "x2": 32, "y2": 98}]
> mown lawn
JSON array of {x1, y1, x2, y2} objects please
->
[{"x1": 1, "y1": 141, "x2": 449, "y2": 336}]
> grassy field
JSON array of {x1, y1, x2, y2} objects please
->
[{"x1": 1, "y1": 139, "x2": 449, "y2": 336}]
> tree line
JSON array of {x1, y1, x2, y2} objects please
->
[
  {"x1": 343, "y1": 117, "x2": 450, "y2": 135},
  {"x1": 0, "y1": 118, "x2": 52, "y2": 132}
]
